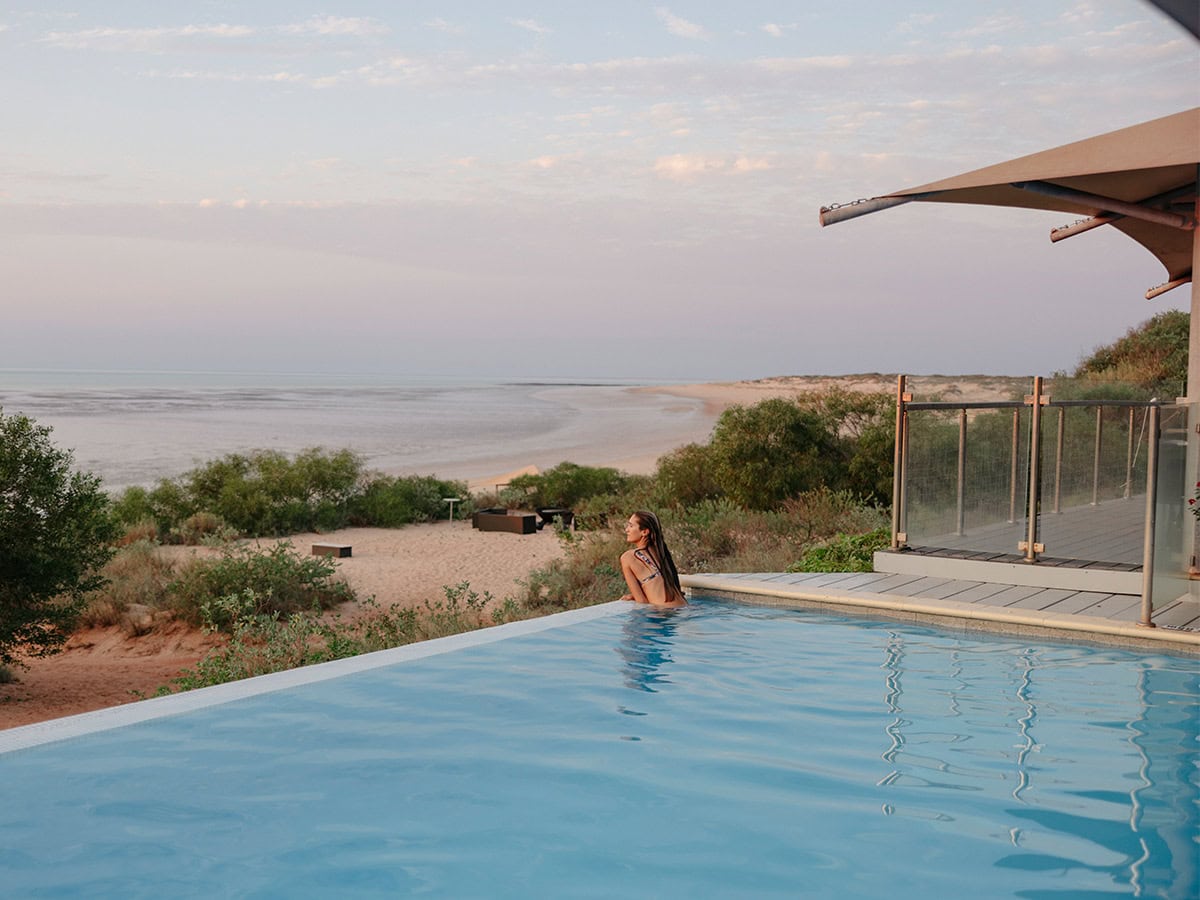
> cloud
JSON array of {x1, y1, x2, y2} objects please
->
[
  {"x1": 653, "y1": 154, "x2": 725, "y2": 181},
  {"x1": 762, "y1": 23, "x2": 797, "y2": 38},
  {"x1": 949, "y1": 15, "x2": 1023, "y2": 39},
  {"x1": 41, "y1": 23, "x2": 253, "y2": 52},
  {"x1": 41, "y1": 17, "x2": 386, "y2": 52},
  {"x1": 733, "y1": 157, "x2": 770, "y2": 173},
  {"x1": 427, "y1": 18, "x2": 465, "y2": 36},
  {"x1": 655, "y1": 8, "x2": 709, "y2": 41},
  {"x1": 279, "y1": 16, "x2": 388, "y2": 37},
  {"x1": 511, "y1": 18, "x2": 552, "y2": 37}
]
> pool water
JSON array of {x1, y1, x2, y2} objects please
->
[{"x1": 1, "y1": 599, "x2": 1196, "y2": 898}]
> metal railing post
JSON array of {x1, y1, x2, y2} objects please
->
[
  {"x1": 956, "y1": 408, "x2": 967, "y2": 535},
  {"x1": 1139, "y1": 403, "x2": 1161, "y2": 627},
  {"x1": 1124, "y1": 407, "x2": 1135, "y2": 500},
  {"x1": 1008, "y1": 409, "x2": 1020, "y2": 524},
  {"x1": 1054, "y1": 407, "x2": 1064, "y2": 514},
  {"x1": 1023, "y1": 377, "x2": 1044, "y2": 562},
  {"x1": 1091, "y1": 406, "x2": 1103, "y2": 505},
  {"x1": 891, "y1": 375, "x2": 907, "y2": 549},
  {"x1": 901, "y1": 411, "x2": 910, "y2": 540}
]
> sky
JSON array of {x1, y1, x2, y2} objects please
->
[{"x1": 2, "y1": 2, "x2": 1197, "y2": 382}]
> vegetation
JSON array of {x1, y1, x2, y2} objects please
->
[
  {"x1": 110, "y1": 449, "x2": 469, "y2": 541},
  {"x1": 165, "y1": 583, "x2": 525, "y2": 692},
  {"x1": 789, "y1": 528, "x2": 891, "y2": 574},
  {"x1": 0, "y1": 410, "x2": 118, "y2": 668},
  {"x1": 165, "y1": 542, "x2": 355, "y2": 630},
  {"x1": 1071, "y1": 310, "x2": 1188, "y2": 397}
]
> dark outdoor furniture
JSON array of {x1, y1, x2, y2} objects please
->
[
  {"x1": 472, "y1": 509, "x2": 538, "y2": 534},
  {"x1": 536, "y1": 508, "x2": 574, "y2": 528},
  {"x1": 312, "y1": 543, "x2": 352, "y2": 558}
]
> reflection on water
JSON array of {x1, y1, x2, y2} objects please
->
[
  {"x1": 615, "y1": 606, "x2": 683, "y2": 693},
  {"x1": 876, "y1": 631, "x2": 1198, "y2": 898}
]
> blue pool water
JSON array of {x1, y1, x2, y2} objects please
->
[{"x1": 1, "y1": 599, "x2": 1197, "y2": 898}]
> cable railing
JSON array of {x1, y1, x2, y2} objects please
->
[{"x1": 888, "y1": 376, "x2": 1188, "y2": 626}]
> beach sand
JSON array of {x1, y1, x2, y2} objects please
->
[{"x1": 0, "y1": 373, "x2": 1025, "y2": 730}]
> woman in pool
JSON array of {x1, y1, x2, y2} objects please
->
[{"x1": 620, "y1": 510, "x2": 687, "y2": 607}]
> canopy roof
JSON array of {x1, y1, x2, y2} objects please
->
[{"x1": 820, "y1": 108, "x2": 1199, "y2": 291}]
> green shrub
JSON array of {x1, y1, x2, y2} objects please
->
[
  {"x1": 172, "y1": 511, "x2": 234, "y2": 546},
  {"x1": 350, "y1": 474, "x2": 470, "y2": 527},
  {"x1": 788, "y1": 527, "x2": 890, "y2": 573},
  {"x1": 110, "y1": 485, "x2": 156, "y2": 529},
  {"x1": 1073, "y1": 310, "x2": 1188, "y2": 396},
  {"x1": 520, "y1": 528, "x2": 629, "y2": 612},
  {"x1": 708, "y1": 399, "x2": 843, "y2": 509},
  {"x1": 653, "y1": 443, "x2": 722, "y2": 507},
  {"x1": 504, "y1": 462, "x2": 633, "y2": 511},
  {"x1": 163, "y1": 584, "x2": 527, "y2": 693},
  {"x1": 167, "y1": 542, "x2": 354, "y2": 630}
]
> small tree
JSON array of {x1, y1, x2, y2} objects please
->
[
  {"x1": 708, "y1": 399, "x2": 842, "y2": 510},
  {"x1": 0, "y1": 410, "x2": 117, "y2": 667}
]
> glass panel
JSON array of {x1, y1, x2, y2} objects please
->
[
  {"x1": 1151, "y1": 404, "x2": 1189, "y2": 611},
  {"x1": 902, "y1": 406, "x2": 1029, "y2": 555},
  {"x1": 1038, "y1": 405, "x2": 1150, "y2": 566}
]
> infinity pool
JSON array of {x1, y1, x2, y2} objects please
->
[{"x1": 1, "y1": 599, "x2": 1196, "y2": 898}]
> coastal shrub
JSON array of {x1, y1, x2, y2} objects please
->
[
  {"x1": 166, "y1": 542, "x2": 354, "y2": 630},
  {"x1": 110, "y1": 486, "x2": 156, "y2": 530},
  {"x1": 163, "y1": 586, "x2": 529, "y2": 693},
  {"x1": 350, "y1": 474, "x2": 470, "y2": 527},
  {"x1": 1073, "y1": 310, "x2": 1188, "y2": 396},
  {"x1": 521, "y1": 528, "x2": 629, "y2": 612},
  {"x1": 81, "y1": 539, "x2": 177, "y2": 628},
  {"x1": 707, "y1": 399, "x2": 843, "y2": 509},
  {"x1": 653, "y1": 442, "x2": 722, "y2": 507},
  {"x1": 172, "y1": 511, "x2": 234, "y2": 546},
  {"x1": 117, "y1": 517, "x2": 160, "y2": 546},
  {"x1": 569, "y1": 476, "x2": 657, "y2": 530},
  {"x1": 419, "y1": 582, "x2": 502, "y2": 639},
  {"x1": 788, "y1": 527, "x2": 891, "y2": 573},
  {"x1": 504, "y1": 462, "x2": 633, "y2": 511},
  {"x1": 779, "y1": 487, "x2": 887, "y2": 543},
  {"x1": 0, "y1": 409, "x2": 118, "y2": 667}
]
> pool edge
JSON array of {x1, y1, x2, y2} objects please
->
[{"x1": 0, "y1": 601, "x2": 628, "y2": 755}]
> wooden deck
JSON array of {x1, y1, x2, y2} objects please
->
[
  {"x1": 681, "y1": 569, "x2": 1200, "y2": 654},
  {"x1": 912, "y1": 494, "x2": 1148, "y2": 566}
]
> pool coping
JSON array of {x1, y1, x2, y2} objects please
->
[
  {"x1": 0, "y1": 601, "x2": 627, "y2": 756},
  {"x1": 682, "y1": 574, "x2": 1200, "y2": 656}
]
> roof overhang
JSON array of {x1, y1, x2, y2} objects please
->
[{"x1": 820, "y1": 108, "x2": 1200, "y2": 297}]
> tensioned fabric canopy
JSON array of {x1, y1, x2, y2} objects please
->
[{"x1": 820, "y1": 107, "x2": 1199, "y2": 294}]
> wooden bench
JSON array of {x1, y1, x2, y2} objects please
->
[
  {"x1": 472, "y1": 510, "x2": 538, "y2": 534},
  {"x1": 312, "y1": 543, "x2": 352, "y2": 558}
]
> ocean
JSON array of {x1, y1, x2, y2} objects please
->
[{"x1": 0, "y1": 370, "x2": 717, "y2": 492}]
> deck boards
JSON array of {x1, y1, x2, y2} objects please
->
[{"x1": 915, "y1": 496, "x2": 1146, "y2": 566}]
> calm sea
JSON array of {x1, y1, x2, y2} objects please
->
[{"x1": 0, "y1": 370, "x2": 717, "y2": 491}]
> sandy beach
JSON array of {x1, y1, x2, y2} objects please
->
[{"x1": 0, "y1": 373, "x2": 1025, "y2": 730}]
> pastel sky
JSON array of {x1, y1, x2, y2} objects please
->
[{"x1": 2, "y1": 2, "x2": 1197, "y2": 381}]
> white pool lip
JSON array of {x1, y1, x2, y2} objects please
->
[{"x1": 0, "y1": 601, "x2": 627, "y2": 755}]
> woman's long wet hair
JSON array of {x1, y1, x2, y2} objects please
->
[{"x1": 632, "y1": 510, "x2": 684, "y2": 601}]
